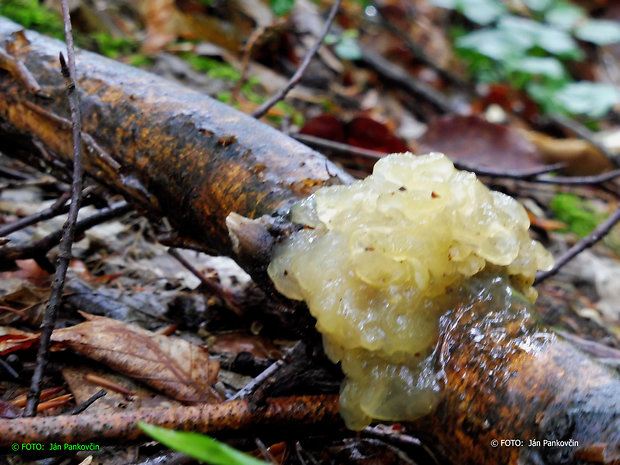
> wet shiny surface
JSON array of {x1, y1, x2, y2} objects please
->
[{"x1": 268, "y1": 153, "x2": 554, "y2": 429}]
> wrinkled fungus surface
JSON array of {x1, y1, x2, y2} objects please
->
[{"x1": 268, "y1": 153, "x2": 554, "y2": 429}]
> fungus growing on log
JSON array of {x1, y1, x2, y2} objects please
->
[{"x1": 268, "y1": 152, "x2": 554, "y2": 429}]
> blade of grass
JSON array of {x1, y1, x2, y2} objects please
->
[{"x1": 138, "y1": 422, "x2": 269, "y2": 465}]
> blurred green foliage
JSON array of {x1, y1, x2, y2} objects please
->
[
  {"x1": 270, "y1": 0, "x2": 295, "y2": 17},
  {"x1": 182, "y1": 53, "x2": 242, "y2": 81},
  {"x1": 325, "y1": 29, "x2": 363, "y2": 61},
  {"x1": 0, "y1": 0, "x2": 64, "y2": 38},
  {"x1": 89, "y1": 32, "x2": 137, "y2": 59},
  {"x1": 550, "y1": 193, "x2": 605, "y2": 237},
  {"x1": 435, "y1": 0, "x2": 620, "y2": 118},
  {"x1": 0, "y1": 1, "x2": 148, "y2": 64}
]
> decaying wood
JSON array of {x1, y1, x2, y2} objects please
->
[
  {"x1": 0, "y1": 17, "x2": 352, "y2": 259},
  {"x1": 410, "y1": 293, "x2": 620, "y2": 465},
  {"x1": 0, "y1": 18, "x2": 619, "y2": 465}
]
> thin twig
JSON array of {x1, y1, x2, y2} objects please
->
[
  {"x1": 534, "y1": 204, "x2": 620, "y2": 285},
  {"x1": 0, "y1": 46, "x2": 46, "y2": 97},
  {"x1": 459, "y1": 162, "x2": 566, "y2": 179},
  {"x1": 255, "y1": 437, "x2": 278, "y2": 465},
  {"x1": 0, "y1": 395, "x2": 341, "y2": 445},
  {"x1": 360, "y1": 49, "x2": 457, "y2": 114},
  {"x1": 230, "y1": 341, "x2": 302, "y2": 401},
  {"x1": 0, "y1": 190, "x2": 71, "y2": 237},
  {"x1": 0, "y1": 187, "x2": 96, "y2": 237},
  {"x1": 66, "y1": 389, "x2": 106, "y2": 415},
  {"x1": 529, "y1": 169, "x2": 620, "y2": 185},
  {"x1": 0, "y1": 357, "x2": 20, "y2": 380},
  {"x1": 167, "y1": 247, "x2": 244, "y2": 316},
  {"x1": 293, "y1": 132, "x2": 566, "y2": 178},
  {"x1": 231, "y1": 19, "x2": 285, "y2": 105},
  {"x1": 368, "y1": 0, "x2": 472, "y2": 91},
  {"x1": 553, "y1": 329, "x2": 620, "y2": 361},
  {"x1": 0, "y1": 202, "x2": 132, "y2": 265},
  {"x1": 25, "y1": 0, "x2": 84, "y2": 416},
  {"x1": 363, "y1": 425, "x2": 423, "y2": 447},
  {"x1": 293, "y1": 132, "x2": 387, "y2": 160},
  {"x1": 230, "y1": 359, "x2": 285, "y2": 401},
  {"x1": 252, "y1": 0, "x2": 342, "y2": 119}
]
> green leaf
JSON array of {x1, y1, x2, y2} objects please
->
[
  {"x1": 430, "y1": 0, "x2": 457, "y2": 8},
  {"x1": 574, "y1": 20, "x2": 620, "y2": 45},
  {"x1": 544, "y1": 1, "x2": 584, "y2": 29},
  {"x1": 536, "y1": 27, "x2": 581, "y2": 59},
  {"x1": 456, "y1": 29, "x2": 525, "y2": 61},
  {"x1": 497, "y1": 16, "x2": 542, "y2": 49},
  {"x1": 508, "y1": 56, "x2": 565, "y2": 80},
  {"x1": 323, "y1": 33, "x2": 339, "y2": 45},
  {"x1": 550, "y1": 194, "x2": 605, "y2": 237},
  {"x1": 431, "y1": 0, "x2": 505, "y2": 24},
  {"x1": 524, "y1": 0, "x2": 553, "y2": 12},
  {"x1": 526, "y1": 81, "x2": 567, "y2": 114},
  {"x1": 138, "y1": 423, "x2": 269, "y2": 465},
  {"x1": 457, "y1": 0, "x2": 506, "y2": 25},
  {"x1": 269, "y1": 0, "x2": 295, "y2": 17},
  {"x1": 552, "y1": 82, "x2": 620, "y2": 118},
  {"x1": 335, "y1": 37, "x2": 363, "y2": 60},
  {"x1": 498, "y1": 16, "x2": 581, "y2": 59}
]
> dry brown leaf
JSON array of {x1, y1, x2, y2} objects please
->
[
  {"x1": 0, "y1": 280, "x2": 48, "y2": 326},
  {"x1": 209, "y1": 332, "x2": 282, "y2": 360},
  {"x1": 419, "y1": 115, "x2": 615, "y2": 176},
  {"x1": 0, "y1": 259, "x2": 51, "y2": 287},
  {"x1": 62, "y1": 366, "x2": 182, "y2": 413},
  {"x1": 418, "y1": 114, "x2": 547, "y2": 174},
  {"x1": 518, "y1": 129, "x2": 614, "y2": 175},
  {"x1": 51, "y1": 315, "x2": 222, "y2": 403},
  {"x1": 0, "y1": 326, "x2": 39, "y2": 355},
  {"x1": 137, "y1": 0, "x2": 243, "y2": 53}
]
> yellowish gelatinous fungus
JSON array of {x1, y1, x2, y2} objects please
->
[{"x1": 268, "y1": 153, "x2": 553, "y2": 429}]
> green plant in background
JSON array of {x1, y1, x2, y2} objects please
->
[
  {"x1": 270, "y1": 0, "x2": 295, "y2": 17},
  {"x1": 550, "y1": 193, "x2": 606, "y2": 237},
  {"x1": 182, "y1": 53, "x2": 242, "y2": 81},
  {"x1": 0, "y1": 0, "x2": 64, "y2": 38},
  {"x1": 325, "y1": 29, "x2": 364, "y2": 60},
  {"x1": 0, "y1": 2, "x2": 151, "y2": 65},
  {"x1": 89, "y1": 32, "x2": 138, "y2": 59},
  {"x1": 138, "y1": 423, "x2": 268, "y2": 465},
  {"x1": 434, "y1": 0, "x2": 620, "y2": 118}
]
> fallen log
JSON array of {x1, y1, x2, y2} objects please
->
[
  {"x1": 0, "y1": 17, "x2": 619, "y2": 465},
  {"x1": 0, "y1": 17, "x2": 352, "y2": 258}
]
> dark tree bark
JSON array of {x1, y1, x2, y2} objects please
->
[{"x1": 0, "y1": 17, "x2": 352, "y2": 258}]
